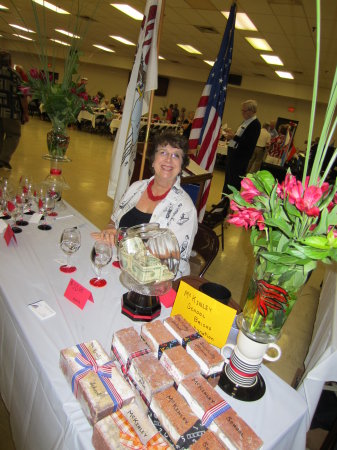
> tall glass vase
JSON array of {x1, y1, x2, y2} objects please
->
[
  {"x1": 46, "y1": 122, "x2": 70, "y2": 161},
  {"x1": 240, "y1": 252, "x2": 310, "y2": 343}
]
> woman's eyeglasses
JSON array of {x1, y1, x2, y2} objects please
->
[{"x1": 157, "y1": 149, "x2": 182, "y2": 160}]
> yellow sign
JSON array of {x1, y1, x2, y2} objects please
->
[{"x1": 171, "y1": 281, "x2": 236, "y2": 348}]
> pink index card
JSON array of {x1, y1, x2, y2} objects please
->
[
  {"x1": 64, "y1": 278, "x2": 94, "y2": 310},
  {"x1": 4, "y1": 224, "x2": 17, "y2": 246}
]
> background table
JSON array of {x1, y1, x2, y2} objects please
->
[
  {"x1": 297, "y1": 266, "x2": 337, "y2": 429},
  {"x1": 0, "y1": 203, "x2": 308, "y2": 450}
]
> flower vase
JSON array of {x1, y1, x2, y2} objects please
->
[
  {"x1": 44, "y1": 159, "x2": 69, "y2": 211},
  {"x1": 218, "y1": 252, "x2": 309, "y2": 401},
  {"x1": 240, "y1": 253, "x2": 309, "y2": 344},
  {"x1": 46, "y1": 125, "x2": 70, "y2": 161}
]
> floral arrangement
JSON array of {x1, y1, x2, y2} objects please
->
[
  {"x1": 22, "y1": 49, "x2": 95, "y2": 131},
  {"x1": 226, "y1": 0, "x2": 337, "y2": 340}
]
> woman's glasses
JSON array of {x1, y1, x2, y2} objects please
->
[{"x1": 156, "y1": 149, "x2": 183, "y2": 160}]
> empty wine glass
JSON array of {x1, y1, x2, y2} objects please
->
[
  {"x1": 36, "y1": 187, "x2": 55, "y2": 231},
  {"x1": 90, "y1": 240, "x2": 112, "y2": 287},
  {"x1": 112, "y1": 226, "x2": 128, "y2": 268},
  {"x1": 7, "y1": 196, "x2": 22, "y2": 234},
  {"x1": 60, "y1": 227, "x2": 81, "y2": 273},
  {"x1": 15, "y1": 191, "x2": 29, "y2": 227}
]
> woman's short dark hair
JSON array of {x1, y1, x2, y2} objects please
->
[{"x1": 149, "y1": 131, "x2": 190, "y2": 170}]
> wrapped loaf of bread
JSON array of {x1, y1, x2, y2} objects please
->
[
  {"x1": 150, "y1": 386, "x2": 208, "y2": 447},
  {"x1": 141, "y1": 320, "x2": 179, "y2": 358},
  {"x1": 111, "y1": 326, "x2": 151, "y2": 373},
  {"x1": 190, "y1": 430, "x2": 229, "y2": 449},
  {"x1": 178, "y1": 375, "x2": 263, "y2": 450},
  {"x1": 60, "y1": 340, "x2": 134, "y2": 425},
  {"x1": 164, "y1": 314, "x2": 201, "y2": 347},
  {"x1": 92, "y1": 401, "x2": 171, "y2": 449},
  {"x1": 128, "y1": 353, "x2": 174, "y2": 404}
]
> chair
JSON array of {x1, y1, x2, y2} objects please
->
[
  {"x1": 190, "y1": 222, "x2": 219, "y2": 277},
  {"x1": 202, "y1": 197, "x2": 229, "y2": 251}
]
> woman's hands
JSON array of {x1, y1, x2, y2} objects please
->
[{"x1": 91, "y1": 226, "x2": 117, "y2": 246}]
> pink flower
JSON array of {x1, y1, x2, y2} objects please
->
[
  {"x1": 328, "y1": 226, "x2": 337, "y2": 238},
  {"x1": 228, "y1": 201, "x2": 265, "y2": 230},
  {"x1": 29, "y1": 68, "x2": 40, "y2": 79},
  {"x1": 19, "y1": 86, "x2": 31, "y2": 96},
  {"x1": 295, "y1": 185, "x2": 323, "y2": 216},
  {"x1": 78, "y1": 92, "x2": 89, "y2": 101},
  {"x1": 241, "y1": 178, "x2": 262, "y2": 203}
]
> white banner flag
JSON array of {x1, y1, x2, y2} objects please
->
[{"x1": 107, "y1": 0, "x2": 161, "y2": 204}]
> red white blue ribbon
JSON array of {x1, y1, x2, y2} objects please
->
[
  {"x1": 201, "y1": 400, "x2": 231, "y2": 427},
  {"x1": 71, "y1": 343, "x2": 123, "y2": 411}
]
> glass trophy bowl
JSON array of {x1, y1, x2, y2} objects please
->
[{"x1": 118, "y1": 223, "x2": 180, "y2": 321}]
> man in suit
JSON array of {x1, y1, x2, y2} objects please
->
[{"x1": 222, "y1": 99, "x2": 261, "y2": 197}]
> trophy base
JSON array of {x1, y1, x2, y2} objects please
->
[{"x1": 121, "y1": 291, "x2": 161, "y2": 322}]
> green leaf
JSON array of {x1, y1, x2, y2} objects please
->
[
  {"x1": 255, "y1": 171, "x2": 276, "y2": 195},
  {"x1": 300, "y1": 235, "x2": 330, "y2": 249},
  {"x1": 284, "y1": 199, "x2": 302, "y2": 219},
  {"x1": 264, "y1": 217, "x2": 293, "y2": 238},
  {"x1": 292, "y1": 243, "x2": 332, "y2": 260},
  {"x1": 261, "y1": 251, "x2": 311, "y2": 265}
]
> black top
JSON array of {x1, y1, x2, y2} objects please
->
[{"x1": 119, "y1": 207, "x2": 152, "y2": 228}]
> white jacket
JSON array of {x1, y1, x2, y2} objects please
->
[{"x1": 111, "y1": 176, "x2": 198, "y2": 277}]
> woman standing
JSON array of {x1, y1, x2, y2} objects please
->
[{"x1": 92, "y1": 132, "x2": 198, "y2": 277}]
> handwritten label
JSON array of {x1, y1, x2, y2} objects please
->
[
  {"x1": 4, "y1": 224, "x2": 17, "y2": 246},
  {"x1": 171, "y1": 281, "x2": 236, "y2": 348},
  {"x1": 64, "y1": 278, "x2": 94, "y2": 310}
]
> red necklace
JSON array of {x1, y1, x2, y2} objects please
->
[{"x1": 147, "y1": 179, "x2": 171, "y2": 201}]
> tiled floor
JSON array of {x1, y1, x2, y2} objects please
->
[{"x1": 0, "y1": 117, "x2": 328, "y2": 449}]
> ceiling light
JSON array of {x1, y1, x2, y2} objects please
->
[
  {"x1": 261, "y1": 54, "x2": 283, "y2": 65},
  {"x1": 32, "y1": 0, "x2": 70, "y2": 14},
  {"x1": 55, "y1": 29, "x2": 80, "y2": 39},
  {"x1": 13, "y1": 34, "x2": 34, "y2": 41},
  {"x1": 177, "y1": 44, "x2": 202, "y2": 55},
  {"x1": 10, "y1": 24, "x2": 35, "y2": 33},
  {"x1": 111, "y1": 4, "x2": 143, "y2": 20},
  {"x1": 204, "y1": 60, "x2": 214, "y2": 66},
  {"x1": 109, "y1": 35, "x2": 135, "y2": 45},
  {"x1": 275, "y1": 70, "x2": 294, "y2": 79},
  {"x1": 50, "y1": 38, "x2": 70, "y2": 46},
  {"x1": 222, "y1": 11, "x2": 257, "y2": 31},
  {"x1": 0, "y1": 4, "x2": 9, "y2": 10},
  {"x1": 245, "y1": 37, "x2": 272, "y2": 51},
  {"x1": 93, "y1": 44, "x2": 115, "y2": 53}
]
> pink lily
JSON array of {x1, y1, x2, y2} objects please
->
[{"x1": 241, "y1": 178, "x2": 262, "y2": 203}]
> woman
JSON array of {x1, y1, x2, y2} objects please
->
[{"x1": 92, "y1": 131, "x2": 198, "y2": 277}]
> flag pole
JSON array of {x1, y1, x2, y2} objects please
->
[{"x1": 139, "y1": 0, "x2": 165, "y2": 180}]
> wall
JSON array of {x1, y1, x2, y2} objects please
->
[{"x1": 12, "y1": 50, "x2": 332, "y2": 150}]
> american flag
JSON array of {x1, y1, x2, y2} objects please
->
[
  {"x1": 189, "y1": 2, "x2": 236, "y2": 220},
  {"x1": 107, "y1": 0, "x2": 161, "y2": 204}
]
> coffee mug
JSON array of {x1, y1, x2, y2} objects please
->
[{"x1": 221, "y1": 330, "x2": 281, "y2": 364}]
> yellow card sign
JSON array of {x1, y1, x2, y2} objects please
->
[{"x1": 171, "y1": 281, "x2": 236, "y2": 348}]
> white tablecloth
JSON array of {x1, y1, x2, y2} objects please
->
[
  {"x1": 297, "y1": 266, "x2": 337, "y2": 428},
  {"x1": 0, "y1": 203, "x2": 308, "y2": 450}
]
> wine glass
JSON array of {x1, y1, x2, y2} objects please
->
[
  {"x1": 36, "y1": 187, "x2": 55, "y2": 231},
  {"x1": 7, "y1": 196, "x2": 22, "y2": 234},
  {"x1": 112, "y1": 226, "x2": 128, "y2": 268},
  {"x1": 90, "y1": 240, "x2": 112, "y2": 287},
  {"x1": 0, "y1": 178, "x2": 12, "y2": 220},
  {"x1": 15, "y1": 191, "x2": 29, "y2": 227},
  {"x1": 60, "y1": 227, "x2": 81, "y2": 273}
]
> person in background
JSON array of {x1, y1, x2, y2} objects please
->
[
  {"x1": 91, "y1": 131, "x2": 198, "y2": 278},
  {"x1": 0, "y1": 51, "x2": 29, "y2": 170},
  {"x1": 221, "y1": 99, "x2": 261, "y2": 198},
  {"x1": 179, "y1": 107, "x2": 186, "y2": 123},
  {"x1": 166, "y1": 104, "x2": 173, "y2": 122},
  {"x1": 269, "y1": 120, "x2": 278, "y2": 139},
  {"x1": 171, "y1": 103, "x2": 179, "y2": 124},
  {"x1": 182, "y1": 111, "x2": 194, "y2": 139},
  {"x1": 246, "y1": 122, "x2": 271, "y2": 173}
]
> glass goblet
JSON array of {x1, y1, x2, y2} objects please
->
[
  {"x1": 15, "y1": 191, "x2": 29, "y2": 226},
  {"x1": 60, "y1": 227, "x2": 81, "y2": 273},
  {"x1": 7, "y1": 197, "x2": 22, "y2": 234},
  {"x1": 37, "y1": 194, "x2": 55, "y2": 231},
  {"x1": 90, "y1": 240, "x2": 112, "y2": 287}
]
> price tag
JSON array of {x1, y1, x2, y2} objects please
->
[
  {"x1": 64, "y1": 278, "x2": 94, "y2": 310},
  {"x1": 4, "y1": 224, "x2": 17, "y2": 246},
  {"x1": 171, "y1": 281, "x2": 236, "y2": 348}
]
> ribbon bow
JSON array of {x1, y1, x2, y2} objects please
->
[{"x1": 71, "y1": 343, "x2": 123, "y2": 411}]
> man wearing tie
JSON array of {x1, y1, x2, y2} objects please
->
[{"x1": 222, "y1": 100, "x2": 261, "y2": 197}]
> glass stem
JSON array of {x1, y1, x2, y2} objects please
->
[
  {"x1": 97, "y1": 267, "x2": 102, "y2": 280},
  {"x1": 67, "y1": 254, "x2": 71, "y2": 267}
]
